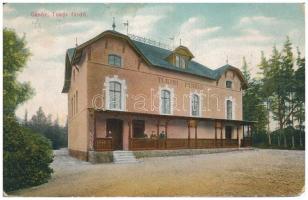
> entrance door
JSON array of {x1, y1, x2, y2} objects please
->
[
  {"x1": 225, "y1": 126, "x2": 232, "y2": 139},
  {"x1": 106, "y1": 119, "x2": 123, "y2": 150}
]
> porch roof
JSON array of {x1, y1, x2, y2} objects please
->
[{"x1": 94, "y1": 109, "x2": 256, "y2": 125}]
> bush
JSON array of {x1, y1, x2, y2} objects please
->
[{"x1": 3, "y1": 116, "x2": 53, "y2": 192}]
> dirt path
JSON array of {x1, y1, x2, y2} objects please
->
[{"x1": 11, "y1": 148, "x2": 304, "y2": 197}]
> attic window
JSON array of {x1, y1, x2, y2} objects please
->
[
  {"x1": 108, "y1": 54, "x2": 121, "y2": 67},
  {"x1": 226, "y1": 81, "x2": 232, "y2": 89},
  {"x1": 175, "y1": 54, "x2": 186, "y2": 68}
]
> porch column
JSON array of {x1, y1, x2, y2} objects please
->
[
  {"x1": 195, "y1": 121, "x2": 198, "y2": 149},
  {"x1": 187, "y1": 120, "x2": 191, "y2": 148},
  {"x1": 237, "y1": 125, "x2": 240, "y2": 148},
  {"x1": 165, "y1": 119, "x2": 169, "y2": 149},
  {"x1": 220, "y1": 121, "x2": 223, "y2": 147},
  {"x1": 242, "y1": 124, "x2": 245, "y2": 147},
  {"x1": 93, "y1": 110, "x2": 97, "y2": 151},
  {"x1": 128, "y1": 117, "x2": 132, "y2": 150},
  {"x1": 214, "y1": 120, "x2": 217, "y2": 147},
  {"x1": 156, "y1": 119, "x2": 160, "y2": 149}
]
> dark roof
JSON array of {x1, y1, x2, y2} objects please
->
[
  {"x1": 62, "y1": 30, "x2": 248, "y2": 93},
  {"x1": 132, "y1": 40, "x2": 217, "y2": 80}
]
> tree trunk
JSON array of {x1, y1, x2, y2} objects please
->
[
  {"x1": 299, "y1": 131, "x2": 303, "y2": 147},
  {"x1": 267, "y1": 101, "x2": 271, "y2": 145},
  {"x1": 278, "y1": 135, "x2": 280, "y2": 146},
  {"x1": 292, "y1": 136, "x2": 295, "y2": 149}
]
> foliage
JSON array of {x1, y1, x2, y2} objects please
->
[
  {"x1": 253, "y1": 126, "x2": 305, "y2": 149},
  {"x1": 3, "y1": 116, "x2": 54, "y2": 192},
  {"x1": 256, "y1": 37, "x2": 305, "y2": 147},
  {"x1": 243, "y1": 37, "x2": 305, "y2": 149},
  {"x1": 242, "y1": 57, "x2": 267, "y2": 133},
  {"x1": 3, "y1": 28, "x2": 53, "y2": 192},
  {"x1": 26, "y1": 107, "x2": 68, "y2": 149},
  {"x1": 3, "y1": 28, "x2": 34, "y2": 117}
]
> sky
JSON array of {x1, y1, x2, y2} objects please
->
[{"x1": 3, "y1": 3, "x2": 305, "y2": 125}]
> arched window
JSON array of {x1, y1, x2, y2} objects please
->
[
  {"x1": 109, "y1": 81, "x2": 122, "y2": 110},
  {"x1": 226, "y1": 100, "x2": 232, "y2": 119},
  {"x1": 161, "y1": 90, "x2": 171, "y2": 114},
  {"x1": 226, "y1": 81, "x2": 232, "y2": 89},
  {"x1": 108, "y1": 54, "x2": 122, "y2": 67},
  {"x1": 191, "y1": 94, "x2": 200, "y2": 116}
]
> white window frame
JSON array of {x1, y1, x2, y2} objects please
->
[
  {"x1": 175, "y1": 54, "x2": 180, "y2": 67},
  {"x1": 104, "y1": 75, "x2": 127, "y2": 111},
  {"x1": 159, "y1": 85, "x2": 174, "y2": 115},
  {"x1": 190, "y1": 92, "x2": 202, "y2": 117},
  {"x1": 225, "y1": 96, "x2": 235, "y2": 120}
]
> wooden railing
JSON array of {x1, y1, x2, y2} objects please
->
[
  {"x1": 129, "y1": 138, "x2": 158, "y2": 150},
  {"x1": 94, "y1": 138, "x2": 248, "y2": 151},
  {"x1": 129, "y1": 138, "x2": 240, "y2": 151},
  {"x1": 94, "y1": 138, "x2": 113, "y2": 151}
]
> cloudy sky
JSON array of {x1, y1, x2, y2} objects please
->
[{"x1": 3, "y1": 3, "x2": 305, "y2": 125}]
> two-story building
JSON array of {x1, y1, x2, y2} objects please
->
[{"x1": 62, "y1": 30, "x2": 254, "y2": 161}]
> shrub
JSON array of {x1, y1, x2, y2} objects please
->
[{"x1": 3, "y1": 116, "x2": 53, "y2": 192}]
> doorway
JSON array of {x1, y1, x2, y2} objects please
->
[
  {"x1": 106, "y1": 119, "x2": 123, "y2": 150},
  {"x1": 225, "y1": 126, "x2": 232, "y2": 140}
]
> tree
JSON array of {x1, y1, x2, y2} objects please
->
[
  {"x1": 242, "y1": 57, "x2": 267, "y2": 134},
  {"x1": 3, "y1": 117, "x2": 53, "y2": 191},
  {"x1": 293, "y1": 49, "x2": 305, "y2": 146},
  {"x1": 3, "y1": 28, "x2": 53, "y2": 191},
  {"x1": 3, "y1": 28, "x2": 33, "y2": 117},
  {"x1": 242, "y1": 56, "x2": 250, "y2": 81},
  {"x1": 259, "y1": 37, "x2": 305, "y2": 148},
  {"x1": 258, "y1": 52, "x2": 273, "y2": 144},
  {"x1": 28, "y1": 107, "x2": 68, "y2": 149},
  {"x1": 24, "y1": 109, "x2": 28, "y2": 126}
]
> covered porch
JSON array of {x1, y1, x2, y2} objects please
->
[{"x1": 88, "y1": 109, "x2": 254, "y2": 152}]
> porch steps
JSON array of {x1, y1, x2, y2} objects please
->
[{"x1": 113, "y1": 151, "x2": 139, "y2": 164}]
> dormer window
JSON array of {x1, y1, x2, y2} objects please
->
[
  {"x1": 175, "y1": 54, "x2": 186, "y2": 68},
  {"x1": 108, "y1": 54, "x2": 122, "y2": 67},
  {"x1": 226, "y1": 81, "x2": 232, "y2": 89}
]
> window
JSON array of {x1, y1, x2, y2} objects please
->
[
  {"x1": 227, "y1": 100, "x2": 232, "y2": 119},
  {"x1": 161, "y1": 90, "x2": 171, "y2": 114},
  {"x1": 191, "y1": 94, "x2": 200, "y2": 116},
  {"x1": 180, "y1": 56, "x2": 186, "y2": 68},
  {"x1": 175, "y1": 54, "x2": 186, "y2": 68},
  {"x1": 226, "y1": 81, "x2": 232, "y2": 89},
  {"x1": 133, "y1": 120, "x2": 145, "y2": 138},
  {"x1": 109, "y1": 81, "x2": 122, "y2": 110},
  {"x1": 108, "y1": 54, "x2": 121, "y2": 67},
  {"x1": 175, "y1": 55, "x2": 180, "y2": 67}
]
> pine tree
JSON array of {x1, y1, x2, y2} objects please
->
[
  {"x1": 242, "y1": 56, "x2": 250, "y2": 82},
  {"x1": 24, "y1": 109, "x2": 28, "y2": 126}
]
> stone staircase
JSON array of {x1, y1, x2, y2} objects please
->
[{"x1": 113, "y1": 151, "x2": 139, "y2": 164}]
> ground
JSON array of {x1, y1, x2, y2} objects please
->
[{"x1": 11, "y1": 148, "x2": 304, "y2": 197}]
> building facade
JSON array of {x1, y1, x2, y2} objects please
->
[{"x1": 62, "y1": 30, "x2": 253, "y2": 161}]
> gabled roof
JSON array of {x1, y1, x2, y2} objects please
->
[
  {"x1": 62, "y1": 30, "x2": 248, "y2": 93},
  {"x1": 131, "y1": 40, "x2": 216, "y2": 80}
]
